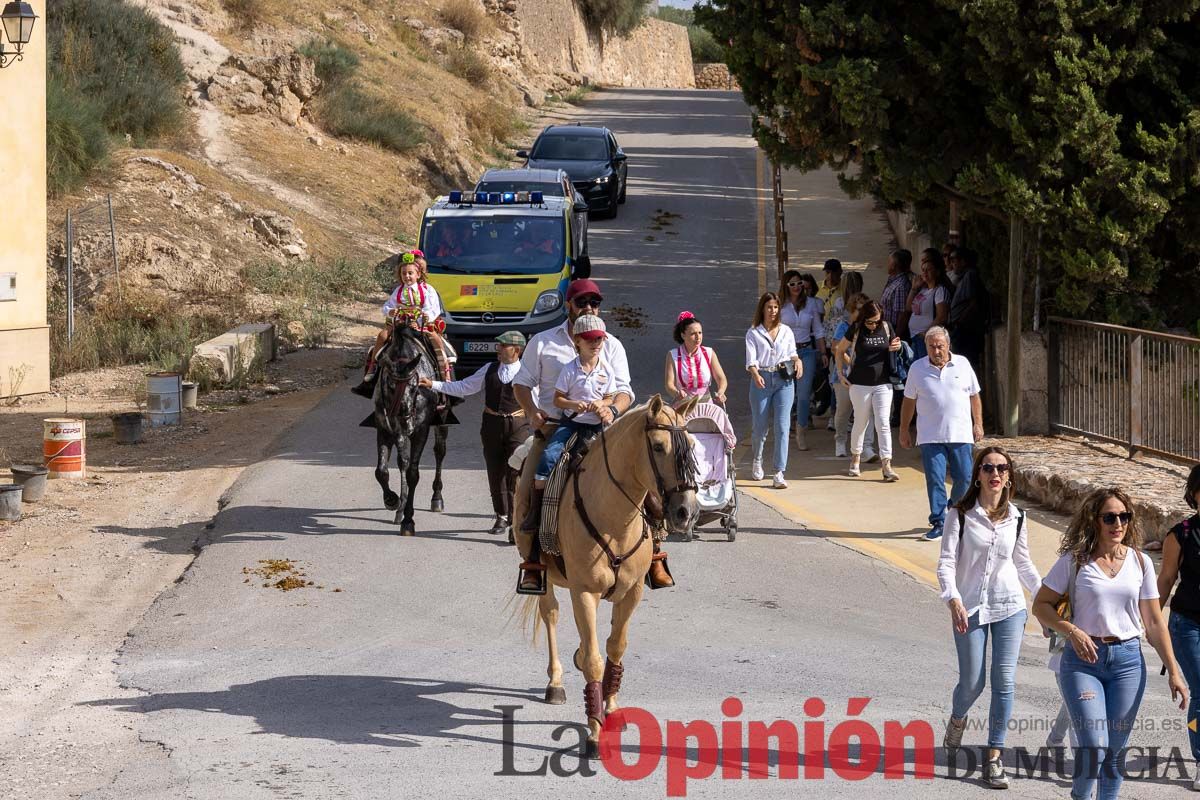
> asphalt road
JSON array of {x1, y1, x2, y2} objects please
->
[{"x1": 81, "y1": 90, "x2": 1186, "y2": 799}]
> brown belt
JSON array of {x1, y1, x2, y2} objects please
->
[
  {"x1": 1091, "y1": 635, "x2": 1133, "y2": 645},
  {"x1": 483, "y1": 407, "x2": 525, "y2": 418}
]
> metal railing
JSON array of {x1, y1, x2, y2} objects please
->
[{"x1": 1048, "y1": 317, "x2": 1200, "y2": 463}]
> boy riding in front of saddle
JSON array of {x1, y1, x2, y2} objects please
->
[{"x1": 352, "y1": 251, "x2": 451, "y2": 398}]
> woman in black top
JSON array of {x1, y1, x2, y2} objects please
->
[
  {"x1": 834, "y1": 300, "x2": 901, "y2": 481},
  {"x1": 1158, "y1": 463, "x2": 1200, "y2": 778}
]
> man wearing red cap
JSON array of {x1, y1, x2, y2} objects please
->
[{"x1": 511, "y1": 279, "x2": 676, "y2": 593}]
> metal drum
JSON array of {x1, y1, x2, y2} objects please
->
[
  {"x1": 146, "y1": 372, "x2": 183, "y2": 427},
  {"x1": 43, "y1": 418, "x2": 86, "y2": 479}
]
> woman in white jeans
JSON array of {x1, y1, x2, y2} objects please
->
[
  {"x1": 834, "y1": 300, "x2": 900, "y2": 481},
  {"x1": 830, "y1": 290, "x2": 876, "y2": 460}
]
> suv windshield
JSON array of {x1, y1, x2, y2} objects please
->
[
  {"x1": 475, "y1": 180, "x2": 565, "y2": 196},
  {"x1": 531, "y1": 133, "x2": 608, "y2": 161},
  {"x1": 422, "y1": 215, "x2": 566, "y2": 275}
]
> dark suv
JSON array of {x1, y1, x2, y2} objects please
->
[{"x1": 518, "y1": 125, "x2": 627, "y2": 219}]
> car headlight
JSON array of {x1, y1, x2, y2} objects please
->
[
  {"x1": 593, "y1": 175, "x2": 611, "y2": 184},
  {"x1": 534, "y1": 290, "x2": 562, "y2": 314}
]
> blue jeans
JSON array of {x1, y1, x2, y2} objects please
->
[
  {"x1": 1059, "y1": 639, "x2": 1146, "y2": 800},
  {"x1": 920, "y1": 442, "x2": 974, "y2": 530},
  {"x1": 536, "y1": 418, "x2": 601, "y2": 481},
  {"x1": 951, "y1": 610, "x2": 1026, "y2": 748},
  {"x1": 1169, "y1": 613, "x2": 1200, "y2": 761},
  {"x1": 911, "y1": 334, "x2": 928, "y2": 362},
  {"x1": 793, "y1": 347, "x2": 818, "y2": 427},
  {"x1": 749, "y1": 370, "x2": 794, "y2": 473}
]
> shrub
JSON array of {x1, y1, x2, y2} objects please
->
[
  {"x1": 221, "y1": 0, "x2": 262, "y2": 31},
  {"x1": 439, "y1": 0, "x2": 490, "y2": 41},
  {"x1": 688, "y1": 25, "x2": 723, "y2": 63},
  {"x1": 466, "y1": 99, "x2": 526, "y2": 145},
  {"x1": 243, "y1": 258, "x2": 380, "y2": 301},
  {"x1": 46, "y1": 75, "x2": 110, "y2": 195},
  {"x1": 445, "y1": 46, "x2": 491, "y2": 85},
  {"x1": 314, "y1": 84, "x2": 426, "y2": 153},
  {"x1": 577, "y1": 0, "x2": 652, "y2": 36},
  {"x1": 297, "y1": 38, "x2": 361, "y2": 85},
  {"x1": 48, "y1": 0, "x2": 187, "y2": 144}
]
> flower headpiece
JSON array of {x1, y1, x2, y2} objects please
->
[{"x1": 677, "y1": 311, "x2": 696, "y2": 323}]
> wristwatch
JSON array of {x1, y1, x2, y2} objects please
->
[{"x1": 607, "y1": 404, "x2": 621, "y2": 419}]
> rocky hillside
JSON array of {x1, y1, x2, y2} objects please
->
[{"x1": 50, "y1": 0, "x2": 693, "y2": 325}]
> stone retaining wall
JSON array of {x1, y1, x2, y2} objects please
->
[{"x1": 694, "y1": 63, "x2": 739, "y2": 90}]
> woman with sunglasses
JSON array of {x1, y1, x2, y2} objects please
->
[
  {"x1": 937, "y1": 447, "x2": 1041, "y2": 789},
  {"x1": 1156, "y1": 463, "x2": 1200, "y2": 788},
  {"x1": 745, "y1": 292, "x2": 800, "y2": 488},
  {"x1": 779, "y1": 270, "x2": 826, "y2": 450},
  {"x1": 834, "y1": 300, "x2": 901, "y2": 480},
  {"x1": 1033, "y1": 487, "x2": 1187, "y2": 800}
]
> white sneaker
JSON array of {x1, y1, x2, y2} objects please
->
[
  {"x1": 1191, "y1": 764, "x2": 1200, "y2": 792},
  {"x1": 834, "y1": 441, "x2": 847, "y2": 458},
  {"x1": 772, "y1": 471, "x2": 787, "y2": 489},
  {"x1": 751, "y1": 460, "x2": 764, "y2": 481}
]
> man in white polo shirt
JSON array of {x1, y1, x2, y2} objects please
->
[{"x1": 899, "y1": 325, "x2": 983, "y2": 541}]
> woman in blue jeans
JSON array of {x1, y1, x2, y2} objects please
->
[
  {"x1": 778, "y1": 270, "x2": 826, "y2": 451},
  {"x1": 744, "y1": 292, "x2": 799, "y2": 489},
  {"x1": 1034, "y1": 487, "x2": 1187, "y2": 800},
  {"x1": 936, "y1": 446, "x2": 1042, "y2": 789},
  {"x1": 1156, "y1": 463, "x2": 1200, "y2": 789}
]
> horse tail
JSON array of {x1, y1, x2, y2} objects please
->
[{"x1": 506, "y1": 592, "x2": 543, "y2": 647}]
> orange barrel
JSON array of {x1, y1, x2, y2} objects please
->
[{"x1": 43, "y1": 418, "x2": 86, "y2": 479}]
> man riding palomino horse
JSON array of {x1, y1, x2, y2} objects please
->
[{"x1": 512, "y1": 279, "x2": 676, "y2": 594}]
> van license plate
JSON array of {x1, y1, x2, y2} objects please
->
[{"x1": 464, "y1": 341, "x2": 496, "y2": 353}]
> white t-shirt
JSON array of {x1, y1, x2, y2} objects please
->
[
  {"x1": 909, "y1": 284, "x2": 949, "y2": 337},
  {"x1": 554, "y1": 357, "x2": 614, "y2": 425},
  {"x1": 903, "y1": 356, "x2": 980, "y2": 444},
  {"x1": 1043, "y1": 550, "x2": 1159, "y2": 641}
]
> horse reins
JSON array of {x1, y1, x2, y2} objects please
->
[{"x1": 571, "y1": 413, "x2": 697, "y2": 599}]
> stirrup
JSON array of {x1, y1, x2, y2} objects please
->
[
  {"x1": 646, "y1": 551, "x2": 675, "y2": 590},
  {"x1": 516, "y1": 562, "x2": 547, "y2": 596}
]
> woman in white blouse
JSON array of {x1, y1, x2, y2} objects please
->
[
  {"x1": 1033, "y1": 487, "x2": 1187, "y2": 800},
  {"x1": 937, "y1": 446, "x2": 1041, "y2": 789},
  {"x1": 744, "y1": 292, "x2": 800, "y2": 489},
  {"x1": 779, "y1": 270, "x2": 826, "y2": 451}
]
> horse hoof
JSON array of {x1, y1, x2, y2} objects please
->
[
  {"x1": 544, "y1": 686, "x2": 567, "y2": 705},
  {"x1": 582, "y1": 739, "x2": 600, "y2": 760},
  {"x1": 430, "y1": 497, "x2": 445, "y2": 513},
  {"x1": 384, "y1": 493, "x2": 400, "y2": 511},
  {"x1": 399, "y1": 523, "x2": 416, "y2": 536}
]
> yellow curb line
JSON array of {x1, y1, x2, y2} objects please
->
[{"x1": 742, "y1": 484, "x2": 940, "y2": 588}]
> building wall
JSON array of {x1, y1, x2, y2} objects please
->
[{"x1": 0, "y1": 12, "x2": 49, "y2": 396}]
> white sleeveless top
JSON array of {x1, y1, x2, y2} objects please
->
[{"x1": 671, "y1": 346, "x2": 714, "y2": 397}]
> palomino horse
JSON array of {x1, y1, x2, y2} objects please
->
[
  {"x1": 519, "y1": 395, "x2": 699, "y2": 757},
  {"x1": 368, "y1": 323, "x2": 448, "y2": 531}
]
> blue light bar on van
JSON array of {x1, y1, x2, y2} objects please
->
[
  {"x1": 474, "y1": 192, "x2": 488, "y2": 204},
  {"x1": 448, "y1": 191, "x2": 463, "y2": 203},
  {"x1": 502, "y1": 192, "x2": 516, "y2": 204},
  {"x1": 488, "y1": 192, "x2": 502, "y2": 204},
  {"x1": 530, "y1": 191, "x2": 544, "y2": 204}
]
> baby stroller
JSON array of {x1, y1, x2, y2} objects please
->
[{"x1": 683, "y1": 402, "x2": 738, "y2": 541}]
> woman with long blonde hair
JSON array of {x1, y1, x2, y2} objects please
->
[{"x1": 1033, "y1": 487, "x2": 1187, "y2": 800}]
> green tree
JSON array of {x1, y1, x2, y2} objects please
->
[{"x1": 698, "y1": 0, "x2": 1200, "y2": 327}]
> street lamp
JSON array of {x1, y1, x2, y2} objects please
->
[{"x1": 0, "y1": 1, "x2": 38, "y2": 69}]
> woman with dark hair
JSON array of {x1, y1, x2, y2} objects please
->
[
  {"x1": 664, "y1": 311, "x2": 728, "y2": 406},
  {"x1": 1156, "y1": 463, "x2": 1200, "y2": 787},
  {"x1": 937, "y1": 447, "x2": 1041, "y2": 789},
  {"x1": 1033, "y1": 487, "x2": 1187, "y2": 800},
  {"x1": 779, "y1": 270, "x2": 826, "y2": 450},
  {"x1": 745, "y1": 292, "x2": 800, "y2": 488},
  {"x1": 835, "y1": 299, "x2": 901, "y2": 481},
  {"x1": 906, "y1": 248, "x2": 952, "y2": 361}
]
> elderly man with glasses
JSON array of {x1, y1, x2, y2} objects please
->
[
  {"x1": 900, "y1": 326, "x2": 984, "y2": 541},
  {"x1": 509, "y1": 279, "x2": 677, "y2": 594}
]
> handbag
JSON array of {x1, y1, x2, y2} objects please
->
[{"x1": 1048, "y1": 561, "x2": 1080, "y2": 654}]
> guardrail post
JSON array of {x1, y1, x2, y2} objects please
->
[
  {"x1": 1129, "y1": 334, "x2": 1143, "y2": 458},
  {"x1": 1004, "y1": 218, "x2": 1024, "y2": 437},
  {"x1": 1047, "y1": 321, "x2": 1060, "y2": 433}
]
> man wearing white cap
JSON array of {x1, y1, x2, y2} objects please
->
[{"x1": 511, "y1": 279, "x2": 673, "y2": 593}]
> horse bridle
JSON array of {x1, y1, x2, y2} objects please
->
[{"x1": 571, "y1": 410, "x2": 697, "y2": 599}]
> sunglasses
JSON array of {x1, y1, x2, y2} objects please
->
[
  {"x1": 787, "y1": 280, "x2": 802, "y2": 287},
  {"x1": 863, "y1": 318, "x2": 881, "y2": 327},
  {"x1": 980, "y1": 463, "x2": 1010, "y2": 475},
  {"x1": 573, "y1": 297, "x2": 602, "y2": 309},
  {"x1": 1100, "y1": 512, "x2": 1133, "y2": 526}
]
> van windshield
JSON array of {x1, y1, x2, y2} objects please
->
[{"x1": 422, "y1": 215, "x2": 566, "y2": 275}]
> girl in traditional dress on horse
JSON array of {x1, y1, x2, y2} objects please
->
[{"x1": 353, "y1": 251, "x2": 450, "y2": 397}]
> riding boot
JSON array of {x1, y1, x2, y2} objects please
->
[
  {"x1": 647, "y1": 541, "x2": 675, "y2": 589},
  {"x1": 351, "y1": 348, "x2": 379, "y2": 398},
  {"x1": 517, "y1": 525, "x2": 546, "y2": 595},
  {"x1": 521, "y1": 488, "x2": 544, "y2": 536}
]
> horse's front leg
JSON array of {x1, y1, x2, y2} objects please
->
[
  {"x1": 430, "y1": 425, "x2": 447, "y2": 512},
  {"x1": 392, "y1": 433, "x2": 411, "y2": 529},
  {"x1": 400, "y1": 426, "x2": 430, "y2": 535},
  {"x1": 375, "y1": 431, "x2": 399, "y2": 511},
  {"x1": 604, "y1": 582, "x2": 644, "y2": 718},
  {"x1": 540, "y1": 586, "x2": 566, "y2": 705},
  {"x1": 569, "y1": 589, "x2": 604, "y2": 758}
]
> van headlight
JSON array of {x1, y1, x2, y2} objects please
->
[{"x1": 534, "y1": 290, "x2": 562, "y2": 314}]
